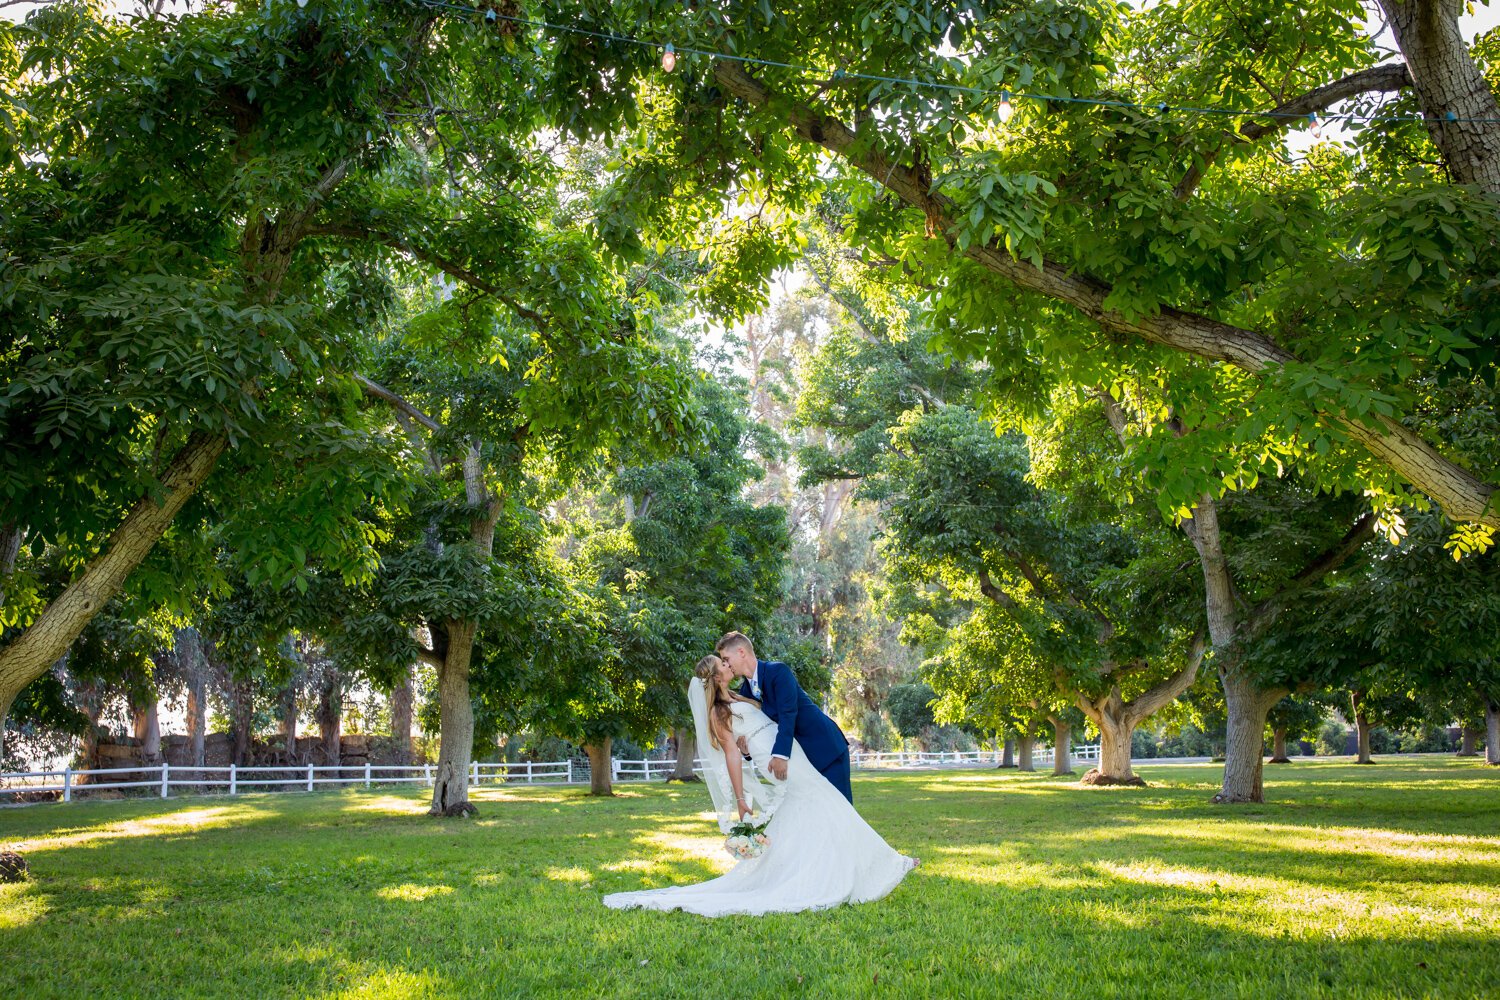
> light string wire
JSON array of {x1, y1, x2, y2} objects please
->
[{"x1": 411, "y1": 0, "x2": 1500, "y2": 126}]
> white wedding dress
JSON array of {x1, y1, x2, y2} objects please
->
[{"x1": 603, "y1": 699, "x2": 917, "y2": 916}]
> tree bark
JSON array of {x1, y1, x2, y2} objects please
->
[
  {"x1": 1379, "y1": 0, "x2": 1500, "y2": 194},
  {"x1": 1269, "y1": 726, "x2": 1291, "y2": 764},
  {"x1": 428, "y1": 619, "x2": 477, "y2": 817},
  {"x1": 998, "y1": 736, "x2": 1016, "y2": 769},
  {"x1": 389, "y1": 668, "x2": 414, "y2": 767},
  {"x1": 0, "y1": 432, "x2": 228, "y2": 734},
  {"x1": 1215, "y1": 671, "x2": 1286, "y2": 803},
  {"x1": 279, "y1": 680, "x2": 299, "y2": 764},
  {"x1": 1458, "y1": 726, "x2": 1481, "y2": 757},
  {"x1": 1016, "y1": 731, "x2": 1036, "y2": 772},
  {"x1": 711, "y1": 60, "x2": 1500, "y2": 528},
  {"x1": 316, "y1": 675, "x2": 342, "y2": 768},
  {"x1": 1351, "y1": 689, "x2": 1375, "y2": 764},
  {"x1": 130, "y1": 694, "x2": 162, "y2": 766},
  {"x1": 1050, "y1": 717, "x2": 1073, "y2": 776},
  {"x1": 668, "y1": 727, "x2": 699, "y2": 781},
  {"x1": 228, "y1": 675, "x2": 254, "y2": 767},
  {"x1": 1081, "y1": 702, "x2": 1144, "y2": 787},
  {"x1": 1485, "y1": 700, "x2": 1499, "y2": 767},
  {"x1": 181, "y1": 629, "x2": 208, "y2": 770},
  {"x1": 585, "y1": 738, "x2": 614, "y2": 796}
]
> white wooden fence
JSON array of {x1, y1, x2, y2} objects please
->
[{"x1": 1, "y1": 745, "x2": 1098, "y2": 805}]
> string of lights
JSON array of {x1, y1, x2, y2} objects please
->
[{"x1": 413, "y1": 0, "x2": 1500, "y2": 128}]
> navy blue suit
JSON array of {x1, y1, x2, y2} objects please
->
[{"x1": 741, "y1": 659, "x2": 853, "y2": 803}]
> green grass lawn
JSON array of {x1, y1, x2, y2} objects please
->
[{"x1": 2, "y1": 760, "x2": 1498, "y2": 999}]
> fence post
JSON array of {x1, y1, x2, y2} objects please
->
[
  {"x1": 161, "y1": 762, "x2": 170, "y2": 798},
  {"x1": 61, "y1": 766, "x2": 72, "y2": 802},
  {"x1": 230, "y1": 764, "x2": 237, "y2": 796},
  {"x1": 365, "y1": 761, "x2": 371, "y2": 789},
  {"x1": 566, "y1": 759, "x2": 573, "y2": 784},
  {"x1": 424, "y1": 763, "x2": 433, "y2": 784},
  {"x1": 524, "y1": 761, "x2": 532, "y2": 784},
  {"x1": 470, "y1": 760, "x2": 478, "y2": 788},
  {"x1": 306, "y1": 762, "x2": 314, "y2": 793}
]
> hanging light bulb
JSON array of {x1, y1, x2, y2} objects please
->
[
  {"x1": 997, "y1": 90, "x2": 1014, "y2": 124},
  {"x1": 661, "y1": 43, "x2": 677, "y2": 73},
  {"x1": 1307, "y1": 112, "x2": 1323, "y2": 139}
]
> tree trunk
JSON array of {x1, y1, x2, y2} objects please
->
[
  {"x1": 1351, "y1": 689, "x2": 1375, "y2": 764},
  {"x1": 172, "y1": 627, "x2": 208, "y2": 768},
  {"x1": 131, "y1": 695, "x2": 162, "y2": 765},
  {"x1": 1379, "y1": 0, "x2": 1500, "y2": 195},
  {"x1": 1016, "y1": 732, "x2": 1036, "y2": 772},
  {"x1": 280, "y1": 682, "x2": 299, "y2": 764},
  {"x1": 428, "y1": 619, "x2": 477, "y2": 817},
  {"x1": 585, "y1": 738, "x2": 614, "y2": 796},
  {"x1": 316, "y1": 680, "x2": 341, "y2": 768},
  {"x1": 389, "y1": 668, "x2": 414, "y2": 767},
  {"x1": 1458, "y1": 726, "x2": 1481, "y2": 757},
  {"x1": 1215, "y1": 671, "x2": 1284, "y2": 803},
  {"x1": 1269, "y1": 726, "x2": 1291, "y2": 763},
  {"x1": 1081, "y1": 705, "x2": 1144, "y2": 786},
  {"x1": 228, "y1": 676, "x2": 254, "y2": 767},
  {"x1": 74, "y1": 678, "x2": 104, "y2": 777},
  {"x1": 1486, "y1": 700, "x2": 1499, "y2": 767},
  {"x1": 998, "y1": 737, "x2": 1016, "y2": 769},
  {"x1": 0, "y1": 433, "x2": 228, "y2": 732},
  {"x1": 668, "y1": 727, "x2": 699, "y2": 781},
  {"x1": 1050, "y1": 717, "x2": 1073, "y2": 775}
]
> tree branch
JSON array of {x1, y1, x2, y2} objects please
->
[
  {"x1": 1175, "y1": 62, "x2": 1413, "y2": 199},
  {"x1": 354, "y1": 373, "x2": 444, "y2": 433},
  {"x1": 710, "y1": 60, "x2": 1498, "y2": 528},
  {"x1": 303, "y1": 223, "x2": 547, "y2": 326}
]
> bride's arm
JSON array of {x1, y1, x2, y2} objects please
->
[{"x1": 717, "y1": 721, "x2": 751, "y2": 819}]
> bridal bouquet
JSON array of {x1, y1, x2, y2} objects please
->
[{"x1": 724, "y1": 817, "x2": 771, "y2": 860}]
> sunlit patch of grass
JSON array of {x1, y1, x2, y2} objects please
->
[
  {"x1": 375, "y1": 883, "x2": 455, "y2": 902},
  {"x1": 1, "y1": 761, "x2": 1498, "y2": 998}
]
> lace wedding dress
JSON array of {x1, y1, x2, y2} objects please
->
[{"x1": 603, "y1": 697, "x2": 917, "y2": 916}]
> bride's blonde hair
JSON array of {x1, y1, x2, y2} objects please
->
[{"x1": 695, "y1": 654, "x2": 753, "y2": 750}]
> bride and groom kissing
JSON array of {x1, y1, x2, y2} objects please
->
[{"x1": 604, "y1": 631, "x2": 918, "y2": 917}]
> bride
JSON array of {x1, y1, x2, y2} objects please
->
[{"x1": 603, "y1": 656, "x2": 917, "y2": 916}]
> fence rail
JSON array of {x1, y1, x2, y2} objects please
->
[{"x1": 1, "y1": 745, "x2": 1094, "y2": 806}]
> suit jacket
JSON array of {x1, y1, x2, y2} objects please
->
[{"x1": 740, "y1": 659, "x2": 848, "y2": 771}]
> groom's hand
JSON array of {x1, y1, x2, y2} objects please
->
[{"x1": 769, "y1": 757, "x2": 788, "y2": 780}]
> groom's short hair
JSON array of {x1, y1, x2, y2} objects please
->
[{"x1": 716, "y1": 631, "x2": 754, "y2": 657}]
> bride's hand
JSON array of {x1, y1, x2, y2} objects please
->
[{"x1": 737, "y1": 797, "x2": 751, "y2": 819}]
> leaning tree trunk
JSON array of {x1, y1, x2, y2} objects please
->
[
  {"x1": 1016, "y1": 731, "x2": 1036, "y2": 772},
  {"x1": 1351, "y1": 690, "x2": 1375, "y2": 764},
  {"x1": 389, "y1": 668, "x2": 414, "y2": 767},
  {"x1": 1486, "y1": 700, "x2": 1499, "y2": 767},
  {"x1": 1050, "y1": 717, "x2": 1073, "y2": 776},
  {"x1": 1379, "y1": 0, "x2": 1500, "y2": 195},
  {"x1": 428, "y1": 619, "x2": 478, "y2": 816},
  {"x1": 0, "y1": 433, "x2": 228, "y2": 737},
  {"x1": 668, "y1": 727, "x2": 699, "y2": 782},
  {"x1": 1458, "y1": 726, "x2": 1480, "y2": 757},
  {"x1": 1215, "y1": 670, "x2": 1285, "y2": 803},
  {"x1": 585, "y1": 738, "x2": 614, "y2": 796},
  {"x1": 998, "y1": 737, "x2": 1016, "y2": 769},
  {"x1": 1269, "y1": 726, "x2": 1291, "y2": 764}
]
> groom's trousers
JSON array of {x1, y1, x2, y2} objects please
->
[{"x1": 819, "y1": 749, "x2": 853, "y2": 804}]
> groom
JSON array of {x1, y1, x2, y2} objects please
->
[{"x1": 716, "y1": 631, "x2": 854, "y2": 804}]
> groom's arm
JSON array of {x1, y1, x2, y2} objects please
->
[{"x1": 768, "y1": 662, "x2": 798, "y2": 762}]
